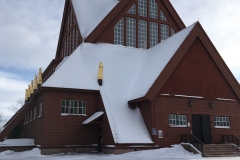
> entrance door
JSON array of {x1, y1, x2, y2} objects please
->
[
  {"x1": 97, "y1": 127, "x2": 102, "y2": 152},
  {"x1": 192, "y1": 114, "x2": 212, "y2": 144}
]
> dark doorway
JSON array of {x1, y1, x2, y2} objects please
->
[
  {"x1": 192, "y1": 114, "x2": 212, "y2": 144},
  {"x1": 97, "y1": 126, "x2": 102, "y2": 152},
  {"x1": 11, "y1": 126, "x2": 22, "y2": 138}
]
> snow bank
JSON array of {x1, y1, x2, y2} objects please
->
[
  {"x1": 122, "y1": 145, "x2": 202, "y2": 159},
  {"x1": 0, "y1": 139, "x2": 34, "y2": 147}
]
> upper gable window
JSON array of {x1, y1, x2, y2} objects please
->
[
  {"x1": 138, "y1": 20, "x2": 147, "y2": 49},
  {"x1": 171, "y1": 27, "x2": 175, "y2": 35},
  {"x1": 161, "y1": 24, "x2": 169, "y2": 41},
  {"x1": 160, "y1": 10, "x2": 167, "y2": 21},
  {"x1": 114, "y1": 0, "x2": 175, "y2": 48},
  {"x1": 126, "y1": 17, "x2": 136, "y2": 47},
  {"x1": 128, "y1": 4, "x2": 136, "y2": 14},
  {"x1": 114, "y1": 18, "x2": 124, "y2": 45},
  {"x1": 149, "y1": 0, "x2": 158, "y2": 19},
  {"x1": 138, "y1": 0, "x2": 147, "y2": 17}
]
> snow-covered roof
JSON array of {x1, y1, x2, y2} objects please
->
[
  {"x1": 42, "y1": 23, "x2": 195, "y2": 144},
  {"x1": 71, "y1": 0, "x2": 119, "y2": 39},
  {"x1": 82, "y1": 111, "x2": 104, "y2": 124}
]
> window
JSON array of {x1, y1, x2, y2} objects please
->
[
  {"x1": 161, "y1": 24, "x2": 169, "y2": 41},
  {"x1": 149, "y1": 0, "x2": 158, "y2": 19},
  {"x1": 168, "y1": 114, "x2": 187, "y2": 127},
  {"x1": 150, "y1": 22, "x2": 158, "y2": 47},
  {"x1": 114, "y1": 1, "x2": 173, "y2": 48},
  {"x1": 27, "y1": 113, "x2": 29, "y2": 123},
  {"x1": 70, "y1": 100, "x2": 78, "y2": 114},
  {"x1": 160, "y1": 10, "x2": 167, "y2": 21},
  {"x1": 214, "y1": 116, "x2": 230, "y2": 128},
  {"x1": 114, "y1": 18, "x2": 124, "y2": 45},
  {"x1": 24, "y1": 115, "x2": 27, "y2": 124},
  {"x1": 171, "y1": 27, "x2": 175, "y2": 35},
  {"x1": 128, "y1": 4, "x2": 136, "y2": 14},
  {"x1": 79, "y1": 101, "x2": 87, "y2": 115},
  {"x1": 138, "y1": 0, "x2": 147, "y2": 17},
  {"x1": 30, "y1": 110, "x2": 32, "y2": 122},
  {"x1": 33, "y1": 107, "x2": 36, "y2": 120},
  {"x1": 126, "y1": 17, "x2": 136, "y2": 47},
  {"x1": 61, "y1": 100, "x2": 86, "y2": 115},
  {"x1": 61, "y1": 100, "x2": 69, "y2": 114},
  {"x1": 138, "y1": 19, "x2": 147, "y2": 49},
  {"x1": 39, "y1": 103, "x2": 42, "y2": 117}
]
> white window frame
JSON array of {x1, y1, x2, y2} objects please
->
[
  {"x1": 214, "y1": 116, "x2": 230, "y2": 129},
  {"x1": 168, "y1": 114, "x2": 187, "y2": 127},
  {"x1": 61, "y1": 100, "x2": 87, "y2": 115},
  {"x1": 79, "y1": 101, "x2": 87, "y2": 115}
]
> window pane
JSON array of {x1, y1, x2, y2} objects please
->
[
  {"x1": 62, "y1": 100, "x2": 65, "y2": 106},
  {"x1": 114, "y1": 18, "x2": 124, "y2": 45},
  {"x1": 138, "y1": 19, "x2": 147, "y2": 49},
  {"x1": 149, "y1": 0, "x2": 158, "y2": 19},
  {"x1": 171, "y1": 27, "x2": 175, "y2": 35},
  {"x1": 138, "y1": 0, "x2": 147, "y2": 17},
  {"x1": 150, "y1": 22, "x2": 158, "y2": 47},
  {"x1": 126, "y1": 17, "x2": 136, "y2": 47},
  {"x1": 128, "y1": 4, "x2": 136, "y2": 14},
  {"x1": 160, "y1": 10, "x2": 167, "y2": 21},
  {"x1": 161, "y1": 24, "x2": 169, "y2": 41}
]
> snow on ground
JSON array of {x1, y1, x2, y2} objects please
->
[{"x1": 0, "y1": 145, "x2": 240, "y2": 160}]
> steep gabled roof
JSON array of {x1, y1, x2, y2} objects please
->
[
  {"x1": 42, "y1": 23, "x2": 195, "y2": 143},
  {"x1": 70, "y1": 0, "x2": 185, "y2": 42}
]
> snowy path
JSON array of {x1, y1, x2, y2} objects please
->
[{"x1": 0, "y1": 145, "x2": 240, "y2": 160}]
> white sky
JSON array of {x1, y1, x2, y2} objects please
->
[{"x1": 0, "y1": 0, "x2": 240, "y2": 120}]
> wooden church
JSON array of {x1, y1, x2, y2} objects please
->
[{"x1": 1, "y1": 0, "x2": 240, "y2": 155}]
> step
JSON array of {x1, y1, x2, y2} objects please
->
[{"x1": 202, "y1": 144, "x2": 240, "y2": 157}]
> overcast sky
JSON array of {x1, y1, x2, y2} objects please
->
[{"x1": 0, "y1": 0, "x2": 240, "y2": 120}]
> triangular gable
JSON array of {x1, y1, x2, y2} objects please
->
[
  {"x1": 85, "y1": 0, "x2": 186, "y2": 43},
  {"x1": 55, "y1": 0, "x2": 81, "y2": 59},
  {"x1": 144, "y1": 22, "x2": 240, "y2": 101},
  {"x1": 127, "y1": 23, "x2": 196, "y2": 101}
]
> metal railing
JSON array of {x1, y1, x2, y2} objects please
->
[
  {"x1": 222, "y1": 135, "x2": 240, "y2": 146},
  {"x1": 181, "y1": 134, "x2": 204, "y2": 153}
]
